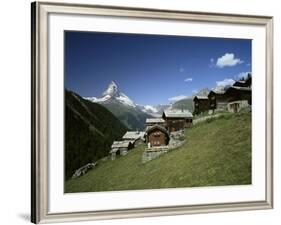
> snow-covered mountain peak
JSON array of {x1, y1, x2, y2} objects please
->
[
  {"x1": 102, "y1": 81, "x2": 119, "y2": 97},
  {"x1": 85, "y1": 81, "x2": 136, "y2": 108}
]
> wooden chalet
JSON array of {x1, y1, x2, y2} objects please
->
[
  {"x1": 225, "y1": 86, "x2": 252, "y2": 112},
  {"x1": 225, "y1": 86, "x2": 251, "y2": 103},
  {"x1": 145, "y1": 118, "x2": 166, "y2": 127},
  {"x1": 110, "y1": 141, "x2": 134, "y2": 160},
  {"x1": 146, "y1": 125, "x2": 170, "y2": 147},
  {"x1": 122, "y1": 131, "x2": 145, "y2": 146},
  {"x1": 162, "y1": 109, "x2": 193, "y2": 132},
  {"x1": 208, "y1": 90, "x2": 228, "y2": 111},
  {"x1": 193, "y1": 96, "x2": 210, "y2": 115}
]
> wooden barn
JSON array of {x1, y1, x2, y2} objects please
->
[
  {"x1": 146, "y1": 125, "x2": 170, "y2": 147},
  {"x1": 162, "y1": 109, "x2": 193, "y2": 132},
  {"x1": 122, "y1": 131, "x2": 145, "y2": 146},
  {"x1": 225, "y1": 86, "x2": 252, "y2": 112},
  {"x1": 110, "y1": 141, "x2": 134, "y2": 160},
  {"x1": 146, "y1": 118, "x2": 166, "y2": 127},
  {"x1": 193, "y1": 96, "x2": 210, "y2": 115},
  {"x1": 208, "y1": 90, "x2": 228, "y2": 111}
]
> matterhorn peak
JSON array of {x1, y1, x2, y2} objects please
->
[
  {"x1": 102, "y1": 80, "x2": 120, "y2": 97},
  {"x1": 85, "y1": 81, "x2": 136, "y2": 108}
]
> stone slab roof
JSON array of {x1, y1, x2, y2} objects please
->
[
  {"x1": 145, "y1": 124, "x2": 169, "y2": 135},
  {"x1": 111, "y1": 141, "x2": 132, "y2": 149},
  {"x1": 163, "y1": 109, "x2": 193, "y2": 118},
  {"x1": 146, "y1": 118, "x2": 165, "y2": 123},
  {"x1": 122, "y1": 131, "x2": 145, "y2": 140},
  {"x1": 194, "y1": 95, "x2": 209, "y2": 100}
]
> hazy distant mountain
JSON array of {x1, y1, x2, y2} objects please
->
[
  {"x1": 65, "y1": 89, "x2": 127, "y2": 179},
  {"x1": 194, "y1": 88, "x2": 210, "y2": 97},
  {"x1": 172, "y1": 88, "x2": 210, "y2": 112},
  {"x1": 137, "y1": 104, "x2": 171, "y2": 117},
  {"x1": 85, "y1": 81, "x2": 151, "y2": 130}
]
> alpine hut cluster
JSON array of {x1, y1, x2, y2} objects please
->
[
  {"x1": 193, "y1": 73, "x2": 252, "y2": 114},
  {"x1": 110, "y1": 131, "x2": 145, "y2": 160},
  {"x1": 109, "y1": 73, "x2": 252, "y2": 161},
  {"x1": 145, "y1": 109, "x2": 193, "y2": 148}
]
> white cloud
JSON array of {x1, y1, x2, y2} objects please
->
[
  {"x1": 184, "y1": 77, "x2": 193, "y2": 82},
  {"x1": 216, "y1": 53, "x2": 243, "y2": 68},
  {"x1": 238, "y1": 71, "x2": 251, "y2": 80},
  {"x1": 168, "y1": 95, "x2": 187, "y2": 102},
  {"x1": 210, "y1": 58, "x2": 214, "y2": 63},
  {"x1": 192, "y1": 89, "x2": 198, "y2": 93},
  {"x1": 216, "y1": 78, "x2": 235, "y2": 87}
]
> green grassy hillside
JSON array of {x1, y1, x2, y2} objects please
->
[
  {"x1": 65, "y1": 111, "x2": 251, "y2": 192},
  {"x1": 65, "y1": 90, "x2": 128, "y2": 179}
]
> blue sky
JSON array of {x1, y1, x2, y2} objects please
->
[{"x1": 65, "y1": 31, "x2": 251, "y2": 105}]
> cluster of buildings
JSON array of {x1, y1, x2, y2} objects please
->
[
  {"x1": 110, "y1": 109, "x2": 193, "y2": 160},
  {"x1": 110, "y1": 74, "x2": 252, "y2": 161},
  {"x1": 145, "y1": 109, "x2": 192, "y2": 147},
  {"x1": 110, "y1": 131, "x2": 145, "y2": 160},
  {"x1": 193, "y1": 74, "x2": 252, "y2": 114}
]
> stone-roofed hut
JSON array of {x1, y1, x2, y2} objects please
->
[
  {"x1": 146, "y1": 125, "x2": 170, "y2": 147},
  {"x1": 146, "y1": 118, "x2": 166, "y2": 127},
  {"x1": 162, "y1": 109, "x2": 193, "y2": 132},
  {"x1": 193, "y1": 95, "x2": 210, "y2": 115},
  {"x1": 110, "y1": 141, "x2": 134, "y2": 160},
  {"x1": 122, "y1": 131, "x2": 145, "y2": 146}
]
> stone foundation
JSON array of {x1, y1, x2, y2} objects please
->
[{"x1": 142, "y1": 140, "x2": 186, "y2": 163}]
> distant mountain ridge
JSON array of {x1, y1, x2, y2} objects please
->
[
  {"x1": 65, "y1": 89, "x2": 127, "y2": 179},
  {"x1": 85, "y1": 82, "x2": 210, "y2": 125},
  {"x1": 172, "y1": 88, "x2": 210, "y2": 111},
  {"x1": 137, "y1": 104, "x2": 171, "y2": 117}
]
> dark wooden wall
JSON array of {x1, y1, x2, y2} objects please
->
[
  {"x1": 147, "y1": 129, "x2": 168, "y2": 147},
  {"x1": 166, "y1": 118, "x2": 185, "y2": 132},
  {"x1": 194, "y1": 99, "x2": 210, "y2": 114}
]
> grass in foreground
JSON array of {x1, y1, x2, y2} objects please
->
[{"x1": 65, "y1": 111, "x2": 251, "y2": 193}]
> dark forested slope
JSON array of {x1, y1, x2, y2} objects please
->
[{"x1": 65, "y1": 90, "x2": 127, "y2": 179}]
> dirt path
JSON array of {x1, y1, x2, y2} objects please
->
[{"x1": 193, "y1": 114, "x2": 221, "y2": 125}]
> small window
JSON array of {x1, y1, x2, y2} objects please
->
[{"x1": 153, "y1": 131, "x2": 160, "y2": 137}]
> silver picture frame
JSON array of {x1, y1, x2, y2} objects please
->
[{"x1": 31, "y1": 1, "x2": 273, "y2": 223}]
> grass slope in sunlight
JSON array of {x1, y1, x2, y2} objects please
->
[{"x1": 65, "y1": 111, "x2": 251, "y2": 193}]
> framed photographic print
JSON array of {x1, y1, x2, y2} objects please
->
[{"x1": 31, "y1": 1, "x2": 273, "y2": 224}]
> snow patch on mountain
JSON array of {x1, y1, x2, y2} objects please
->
[
  {"x1": 85, "y1": 95, "x2": 111, "y2": 103},
  {"x1": 115, "y1": 93, "x2": 136, "y2": 107},
  {"x1": 142, "y1": 105, "x2": 158, "y2": 113}
]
